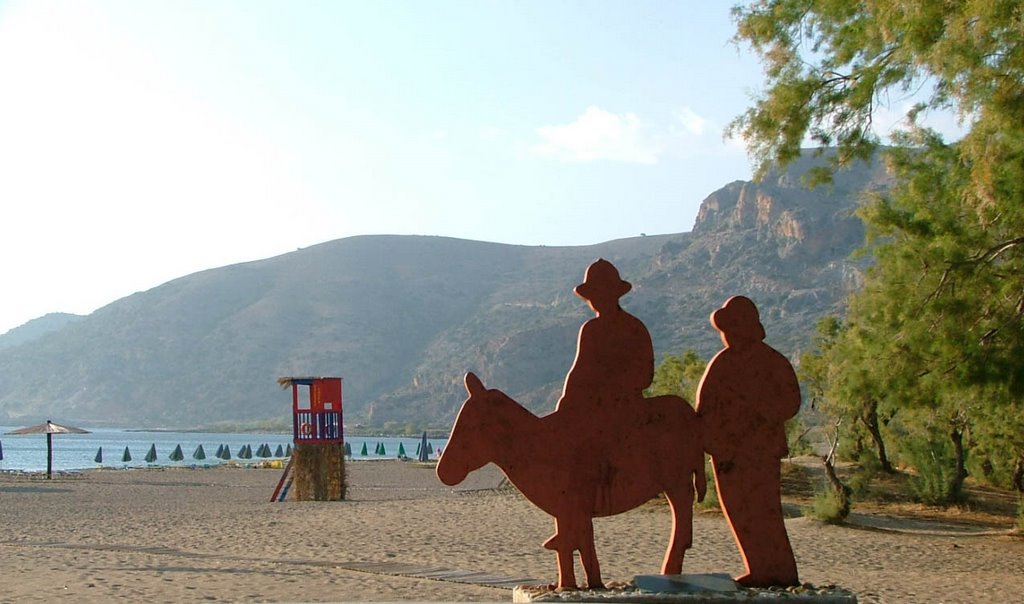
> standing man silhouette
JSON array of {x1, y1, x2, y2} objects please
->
[{"x1": 696, "y1": 295, "x2": 800, "y2": 587}]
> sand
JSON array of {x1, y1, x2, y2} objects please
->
[{"x1": 2, "y1": 461, "x2": 1023, "y2": 603}]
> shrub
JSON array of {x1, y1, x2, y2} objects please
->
[
  {"x1": 848, "y1": 450, "x2": 881, "y2": 496},
  {"x1": 903, "y1": 434, "x2": 966, "y2": 506},
  {"x1": 804, "y1": 487, "x2": 850, "y2": 524}
]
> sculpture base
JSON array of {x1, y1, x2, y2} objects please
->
[{"x1": 512, "y1": 575, "x2": 857, "y2": 603}]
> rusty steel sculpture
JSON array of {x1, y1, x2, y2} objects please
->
[{"x1": 437, "y1": 259, "x2": 800, "y2": 590}]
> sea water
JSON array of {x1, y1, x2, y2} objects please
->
[{"x1": 0, "y1": 427, "x2": 446, "y2": 473}]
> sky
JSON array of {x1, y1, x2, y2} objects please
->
[{"x1": 0, "y1": 1, "x2": 963, "y2": 335}]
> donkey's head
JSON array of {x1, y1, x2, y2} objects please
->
[{"x1": 436, "y1": 372, "x2": 500, "y2": 486}]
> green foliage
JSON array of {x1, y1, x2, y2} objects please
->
[
  {"x1": 734, "y1": 0, "x2": 1024, "y2": 501},
  {"x1": 847, "y1": 450, "x2": 882, "y2": 497},
  {"x1": 804, "y1": 487, "x2": 850, "y2": 524},
  {"x1": 647, "y1": 349, "x2": 707, "y2": 403},
  {"x1": 785, "y1": 415, "x2": 814, "y2": 457},
  {"x1": 903, "y1": 428, "x2": 966, "y2": 506}
]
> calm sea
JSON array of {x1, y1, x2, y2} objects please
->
[{"x1": 0, "y1": 427, "x2": 446, "y2": 473}]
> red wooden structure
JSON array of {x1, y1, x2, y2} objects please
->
[{"x1": 281, "y1": 377, "x2": 344, "y2": 444}]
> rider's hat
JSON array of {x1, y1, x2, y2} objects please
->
[{"x1": 574, "y1": 259, "x2": 632, "y2": 301}]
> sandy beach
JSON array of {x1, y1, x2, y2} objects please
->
[{"x1": 2, "y1": 460, "x2": 1023, "y2": 603}]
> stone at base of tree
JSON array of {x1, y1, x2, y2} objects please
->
[{"x1": 512, "y1": 579, "x2": 857, "y2": 603}]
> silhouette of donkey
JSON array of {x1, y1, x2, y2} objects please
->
[{"x1": 437, "y1": 372, "x2": 705, "y2": 590}]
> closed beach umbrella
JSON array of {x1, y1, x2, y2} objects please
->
[
  {"x1": 122, "y1": 446, "x2": 132, "y2": 462},
  {"x1": 418, "y1": 431, "x2": 429, "y2": 462},
  {"x1": 360, "y1": 442, "x2": 368, "y2": 456},
  {"x1": 94, "y1": 447, "x2": 103, "y2": 464},
  {"x1": 145, "y1": 444, "x2": 157, "y2": 463},
  {"x1": 215, "y1": 444, "x2": 224, "y2": 458},
  {"x1": 344, "y1": 442, "x2": 352, "y2": 456},
  {"x1": 241, "y1": 444, "x2": 252, "y2": 459},
  {"x1": 397, "y1": 442, "x2": 406, "y2": 457},
  {"x1": 284, "y1": 444, "x2": 292, "y2": 457},
  {"x1": 221, "y1": 445, "x2": 232, "y2": 460},
  {"x1": 193, "y1": 444, "x2": 207, "y2": 460},
  {"x1": 257, "y1": 444, "x2": 271, "y2": 458},
  {"x1": 274, "y1": 444, "x2": 284, "y2": 457},
  {"x1": 169, "y1": 444, "x2": 184, "y2": 462},
  {"x1": 6, "y1": 420, "x2": 90, "y2": 479},
  {"x1": 1, "y1": 439, "x2": 4, "y2": 461}
]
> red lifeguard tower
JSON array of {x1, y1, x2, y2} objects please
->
[
  {"x1": 272, "y1": 376, "x2": 347, "y2": 502},
  {"x1": 283, "y1": 376, "x2": 344, "y2": 444}
]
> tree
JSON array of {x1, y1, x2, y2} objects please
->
[
  {"x1": 647, "y1": 350, "x2": 706, "y2": 403},
  {"x1": 731, "y1": 1, "x2": 1024, "y2": 500}
]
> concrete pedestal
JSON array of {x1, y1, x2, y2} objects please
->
[{"x1": 512, "y1": 575, "x2": 857, "y2": 603}]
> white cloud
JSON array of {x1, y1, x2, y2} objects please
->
[
  {"x1": 674, "y1": 106, "x2": 707, "y2": 136},
  {"x1": 532, "y1": 106, "x2": 661, "y2": 164}
]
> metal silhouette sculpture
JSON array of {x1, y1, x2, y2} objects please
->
[
  {"x1": 437, "y1": 259, "x2": 705, "y2": 590},
  {"x1": 696, "y1": 295, "x2": 800, "y2": 587}
]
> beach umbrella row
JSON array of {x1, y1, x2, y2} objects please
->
[
  {"x1": 343, "y1": 437, "x2": 435, "y2": 459},
  {"x1": 101, "y1": 442, "x2": 289, "y2": 465}
]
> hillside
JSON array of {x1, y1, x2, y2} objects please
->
[
  {"x1": 0, "y1": 152, "x2": 890, "y2": 429},
  {"x1": 0, "y1": 313, "x2": 84, "y2": 350}
]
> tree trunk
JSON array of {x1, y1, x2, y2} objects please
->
[
  {"x1": 861, "y1": 399, "x2": 894, "y2": 474},
  {"x1": 949, "y1": 427, "x2": 969, "y2": 499},
  {"x1": 1012, "y1": 456, "x2": 1024, "y2": 493}
]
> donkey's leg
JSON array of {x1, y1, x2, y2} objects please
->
[
  {"x1": 544, "y1": 519, "x2": 577, "y2": 589},
  {"x1": 579, "y1": 517, "x2": 604, "y2": 589},
  {"x1": 660, "y1": 485, "x2": 694, "y2": 575}
]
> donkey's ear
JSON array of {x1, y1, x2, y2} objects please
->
[{"x1": 465, "y1": 372, "x2": 485, "y2": 396}]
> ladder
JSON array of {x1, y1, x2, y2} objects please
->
[{"x1": 270, "y1": 457, "x2": 294, "y2": 502}]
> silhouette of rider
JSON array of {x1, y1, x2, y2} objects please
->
[{"x1": 556, "y1": 259, "x2": 654, "y2": 422}]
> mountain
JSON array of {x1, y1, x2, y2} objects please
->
[
  {"x1": 0, "y1": 313, "x2": 85, "y2": 350},
  {"x1": 0, "y1": 151, "x2": 890, "y2": 429}
]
